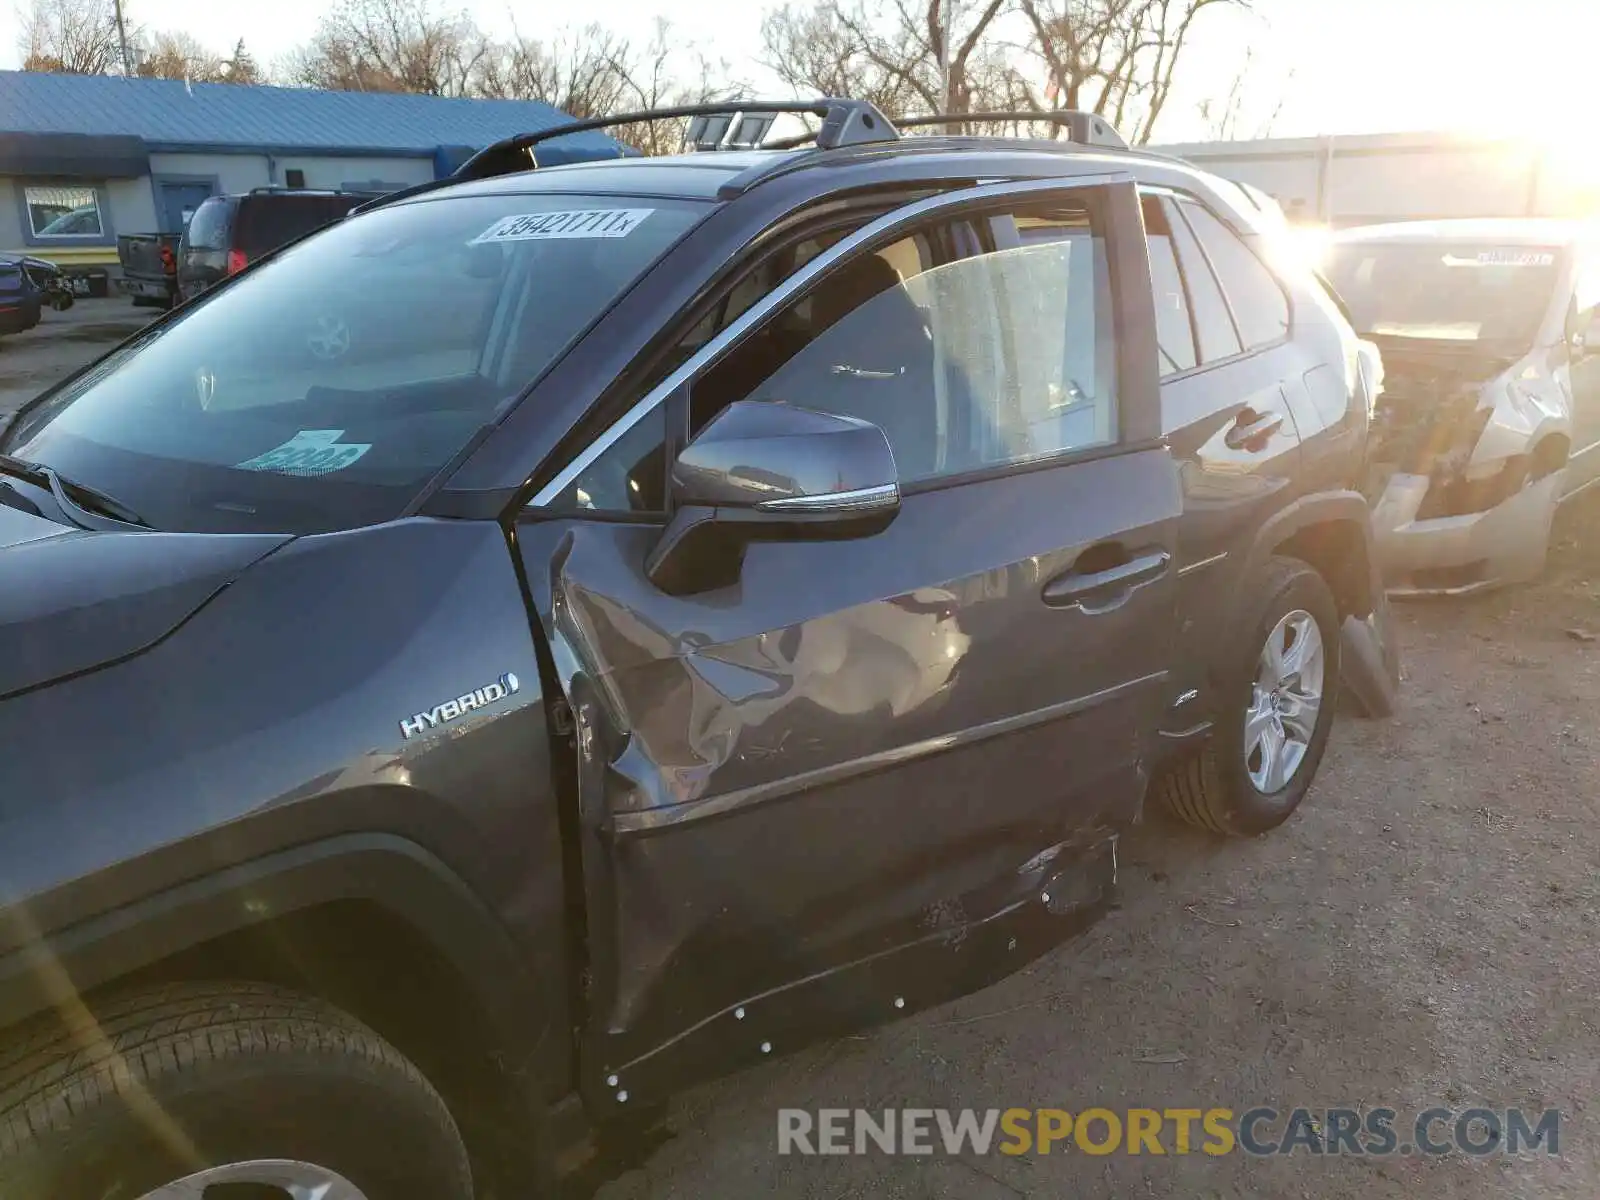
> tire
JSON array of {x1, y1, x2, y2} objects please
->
[
  {"x1": 1160, "y1": 556, "x2": 1340, "y2": 836},
  {"x1": 0, "y1": 980, "x2": 473, "y2": 1200}
]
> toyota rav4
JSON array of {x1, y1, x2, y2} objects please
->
[{"x1": 0, "y1": 100, "x2": 1396, "y2": 1198}]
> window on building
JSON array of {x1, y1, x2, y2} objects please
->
[{"x1": 25, "y1": 185, "x2": 105, "y2": 239}]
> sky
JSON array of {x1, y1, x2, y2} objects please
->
[{"x1": 1, "y1": 0, "x2": 1596, "y2": 146}]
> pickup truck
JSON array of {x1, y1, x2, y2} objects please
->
[
  {"x1": 0, "y1": 99, "x2": 1397, "y2": 1198},
  {"x1": 115, "y1": 232, "x2": 180, "y2": 307}
]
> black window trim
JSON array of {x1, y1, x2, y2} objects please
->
[
  {"x1": 1140, "y1": 186, "x2": 1294, "y2": 382},
  {"x1": 527, "y1": 170, "x2": 1147, "y2": 511}
]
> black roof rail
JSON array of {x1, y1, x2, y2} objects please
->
[
  {"x1": 342, "y1": 100, "x2": 1141, "y2": 219},
  {"x1": 896, "y1": 110, "x2": 1129, "y2": 149},
  {"x1": 453, "y1": 99, "x2": 898, "y2": 183},
  {"x1": 248, "y1": 185, "x2": 385, "y2": 197},
  {"x1": 346, "y1": 178, "x2": 454, "y2": 216}
]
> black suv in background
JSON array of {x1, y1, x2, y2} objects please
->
[
  {"x1": 0, "y1": 101, "x2": 1396, "y2": 1197},
  {"x1": 177, "y1": 187, "x2": 380, "y2": 302}
]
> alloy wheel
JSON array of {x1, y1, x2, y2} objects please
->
[
  {"x1": 136, "y1": 1159, "x2": 368, "y2": 1200},
  {"x1": 1243, "y1": 608, "x2": 1325, "y2": 794}
]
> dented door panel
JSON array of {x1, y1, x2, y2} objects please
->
[{"x1": 514, "y1": 449, "x2": 1180, "y2": 1094}]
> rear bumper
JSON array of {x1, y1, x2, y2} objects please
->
[
  {"x1": 117, "y1": 275, "x2": 173, "y2": 300},
  {"x1": 1371, "y1": 470, "x2": 1558, "y2": 596}
]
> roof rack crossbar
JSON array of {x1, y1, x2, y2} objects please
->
[
  {"x1": 896, "y1": 110, "x2": 1129, "y2": 149},
  {"x1": 453, "y1": 98, "x2": 898, "y2": 182}
]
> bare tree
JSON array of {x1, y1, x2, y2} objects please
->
[
  {"x1": 135, "y1": 29, "x2": 226, "y2": 81},
  {"x1": 759, "y1": 5, "x2": 919, "y2": 118},
  {"x1": 604, "y1": 19, "x2": 745, "y2": 155},
  {"x1": 474, "y1": 22, "x2": 632, "y2": 118},
  {"x1": 1197, "y1": 45, "x2": 1292, "y2": 140},
  {"x1": 1014, "y1": 0, "x2": 1242, "y2": 143},
  {"x1": 1133, "y1": 0, "x2": 1237, "y2": 141},
  {"x1": 759, "y1": 0, "x2": 1013, "y2": 123},
  {"x1": 17, "y1": 0, "x2": 125, "y2": 74},
  {"x1": 287, "y1": 0, "x2": 490, "y2": 95},
  {"x1": 223, "y1": 38, "x2": 265, "y2": 85}
]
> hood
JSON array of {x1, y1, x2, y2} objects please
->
[{"x1": 0, "y1": 505, "x2": 289, "y2": 700}]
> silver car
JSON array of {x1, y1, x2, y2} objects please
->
[{"x1": 1325, "y1": 219, "x2": 1600, "y2": 595}]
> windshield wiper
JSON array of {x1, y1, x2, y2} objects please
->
[{"x1": 0, "y1": 453, "x2": 151, "y2": 530}]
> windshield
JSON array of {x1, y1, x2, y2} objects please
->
[
  {"x1": 3, "y1": 192, "x2": 707, "y2": 534},
  {"x1": 1324, "y1": 240, "x2": 1564, "y2": 348}
]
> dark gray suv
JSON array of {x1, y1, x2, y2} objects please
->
[{"x1": 0, "y1": 100, "x2": 1395, "y2": 1197}]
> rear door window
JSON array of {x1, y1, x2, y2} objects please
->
[
  {"x1": 1179, "y1": 199, "x2": 1290, "y2": 349},
  {"x1": 1165, "y1": 199, "x2": 1242, "y2": 363},
  {"x1": 1141, "y1": 196, "x2": 1198, "y2": 376},
  {"x1": 184, "y1": 200, "x2": 230, "y2": 251}
]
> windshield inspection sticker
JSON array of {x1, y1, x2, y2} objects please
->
[
  {"x1": 237, "y1": 429, "x2": 371, "y2": 476},
  {"x1": 470, "y1": 208, "x2": 654, "y2": 245}
]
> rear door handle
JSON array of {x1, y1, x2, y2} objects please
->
[
  {"x1": 1043, "y1": 548, "x2": 1172, "y2": 612},
  {"x1": 1224, "y1": 407, "x2": 1284, "y2": 450}
]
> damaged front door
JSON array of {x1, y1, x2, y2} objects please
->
[{"x1": 513, "y1": 177, "x2": 1180, "y2": 1111}]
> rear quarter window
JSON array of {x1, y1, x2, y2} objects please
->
[
  {"x1": 184, "y1": 200, "x2": 231, "y2": 251},
  {"x1": 1180, "y1": 200, "x2": 1290, "y2": 350},
  {"x1": 236, "y1": 198, "x2": 348, "y2": 257}
]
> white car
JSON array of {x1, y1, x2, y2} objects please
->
[{"x1": 1326, "y1": 219, "x2": 1600, "y2": 594}]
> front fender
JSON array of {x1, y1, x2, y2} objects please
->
[
  {"x1": 0, "y1": 517, "x2": 572, "y2": 1088},
  {"x1": 0, "y1": 833, "x2": 555, "y2": 1079}
]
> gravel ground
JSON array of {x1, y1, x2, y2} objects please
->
[
  {"x1": 7, "y1": 300, "x2": 1598, "y2": 1199},
  {"x1": 0, "y1": 299, "x2": 155, "y2": 421},
  {"x1": 591, "y1": 498, "x2": 1600, "y2": 1199}
]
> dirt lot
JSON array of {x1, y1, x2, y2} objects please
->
[
  {"x1": 0, "y1": 299, "x2": 155, "y2": 422},
  {"x1": 6, "y1": 300, "x2": 1597, "y2": 1198},
  {"x1": 592, "y1": 504, "x2": 1600, "y2": 1199}
]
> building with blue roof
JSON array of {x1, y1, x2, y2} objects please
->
[{"x1": 0, "y1": 70, "x2": 621, "y2": 275}]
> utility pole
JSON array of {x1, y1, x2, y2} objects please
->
[{"x1": 113, "y1": 0, "x2": 134, "y2": 76}]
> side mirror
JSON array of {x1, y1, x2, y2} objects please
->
[{"x1": 646, "y1": 400, "x2": 900, "y2": 594}]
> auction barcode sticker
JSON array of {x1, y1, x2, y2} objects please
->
[{"x1": 470, "y1": 209, "x2": 654, "y2": 244}]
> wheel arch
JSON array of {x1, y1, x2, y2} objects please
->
[
  {"x1": 0, "y1": 834, "x2": 568, "y2": 1192},
  {"x1": 1252, "y1": 490, "x2": 1377, "y2": 621}
]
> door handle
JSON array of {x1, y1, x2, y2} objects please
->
[
  {"x1": 1042, "y1": 547, "x2": 1171, "y2": 612},
  {"x1": 1224, "y1": 407, "x2": 1284, "y2": 450}
]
